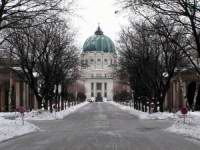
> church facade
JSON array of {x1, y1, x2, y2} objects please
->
[{"x1": 80, "y1": 26, "x2": 117, "y2": 101}]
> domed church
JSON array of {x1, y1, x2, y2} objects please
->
[{"x1": 81, "y1": 26, "x2": 117, "y2": 101}]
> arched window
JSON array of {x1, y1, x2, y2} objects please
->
[
  {"x1": 90, "y1": 59, "x2": 94, "y2": 63},
  {"x1": 85, "y1": 59, "x2": 88, "y2": 64},
  {"x1": 104, "y1": 59, "x2": 108, "y2": 65},
  {"x1": 97, "y1": 58, "x2": 101, "y2": 65}
]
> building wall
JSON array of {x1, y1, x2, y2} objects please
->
[
  {"x1": 84, "y1": 78, "x2": 114, "y2": 100},
  {"x1": 81, "y1": 52, "x2": 117, "y2": 100},
  {"x1": 0, "y1": 71, "x2": 38, "y2": 112},
  {"x1": 164, "y1": 70, "x2": 200, "y2": 112}
]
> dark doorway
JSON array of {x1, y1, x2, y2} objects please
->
[
  {"x1": 187, "y1": 82, "x2": 196, "y2": 110},
  {"x1": 97, "y1": 92, "x2": 101, "y2": 97},
  {"x1": 96, "y1": 92, "x2": 103, "y2": 102}
]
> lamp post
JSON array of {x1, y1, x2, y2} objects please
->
[
  {"x1": 75, "y1": 81, "x2": 78, "y2": 104},
  {"x1": 162, "y1": 72, "x2": 169, "y2": 78},
  {"x1": 162, "y1": 71, "x2": 169, "y2": 112},
  {"x1": 33, "y1": 72, "x2": 42, "y2": 110},
  {"x1": 53, "y1": 84, "x2": 57, "y2": 118},
  {"x1": 58, "y1": 84, "x2": 62, "y2": 111},
  {"x1": 131, "y1": 90, "x2": 134, "y2": 107}
]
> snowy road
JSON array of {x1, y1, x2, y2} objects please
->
[{"x1": 0, "y1": 102, "x2": 200, "y2": 150}]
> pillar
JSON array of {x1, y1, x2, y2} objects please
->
[{"x1": 15, "y1": 82, "x2": 20, "y2": 108}]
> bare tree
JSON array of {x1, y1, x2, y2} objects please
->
[
  {"x1": 118, "y1": 0, "x2": 200, "y2": 65},
  {"x1": 118, "y1": 17, "x2": 188, "y2": 112},
  {"x1": 5, "y1": 20, "x2": 79, "y2": 110},
  {"x1": 0, "y1": 0, "x2": 75, "y2": 45}
]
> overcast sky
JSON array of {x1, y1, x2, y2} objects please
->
[{"x1": 72, "y1": 0, "x2": 129, "y2": 48}]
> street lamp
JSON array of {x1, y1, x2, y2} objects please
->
[
  {"x1": 162, "y1": 72, "x2": 169, "y2": 78},
  {"x1": 58, "y1": 84, "x2": 62, "y2": 109},
  {"x1": 162, "y1": 71, "x2": 169, "y2": 112},
  {"x1": 53, "y1": 84, "x2": 62, "y2": 112},
  {"x1": 33, "y1": 72, "x2": 39, "y2": 78},
  {"x1": 131, "y1": 90, "x2": 134, "y2": 107},
  {"x1": 33, "y1": 72, "x2": 43, "y2": 110}
]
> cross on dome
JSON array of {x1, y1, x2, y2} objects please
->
[{"x1": 95, "y1": 24, "x2": 103, "y2": 35}]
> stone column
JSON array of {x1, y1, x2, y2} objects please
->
[
  {"x1": 95, "y1": 52, "x2": 97, "y2": 69},
  {"x1": 102, "y1": 82, "x2": 104, "y2": 99},
  {"x1": 101, "y1": 52, "x2": 104, "y2": 69},
  {"x1": 15, "y1": 82, "x2": 20, "y2": 108},
  {"x1": 23, "y1": 82, "x2": 26, "y2": 108},
  {"x1": 172, "y1": 82, "x2": 176, "y2": 111},
  {"x1": 26, "y1": 84, "x2": 29, "y2": 109},
  {"x1": 34, "y1": 95, "x2": 38, "y2": 109},
  {"x1": 1, "y1": 86, "x2": 5, "y2": 111},
  {"x1": 0, "y1": 87, "x2": 2, "y2": 112},
  {"x1": 95, "y1": 82, "x2": 97, "y2": 98}
]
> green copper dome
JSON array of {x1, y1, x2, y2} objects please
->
[{"x1": 83, "y1": 26, "x2": 115, "y2": 53}]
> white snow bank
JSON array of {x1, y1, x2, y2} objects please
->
[
  {"x1": 109, "y1": 101, "x2": 200, "y2": 140},
  {"x1": 167, "y1": 112, "x2": 200, "y2": 140},
  {"x1": 0, "y1": 112, "x2": 17, "y2": 118},
  {"x1": 0, "y1": 117, "x2": 39, "y2": 142},
  {"x1": 108, "y1": 101, "x2": 176, "y2": 120},
  {"x1": 0, "y1": 102, "x2": 88, "y2": 142},
  {"x1": 24, "y1": 101, "x2": 89, "y2": 120}
]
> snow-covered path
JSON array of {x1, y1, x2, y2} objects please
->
[
  {"x1": 0, "y1": 102, "x2": 199, "y2": 150},
  {"x1": 0, "y1": 101, "x2": 88, "y2": 142}
]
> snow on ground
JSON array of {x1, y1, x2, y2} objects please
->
[
  {"x1": 0, "y1": 101, "x2": 88, "y2": 142},
  {"x1": 167, "y1": 112, "x2": 200, "y2": 140},
  {"x1": 0, "y1": 112, "x2": 17, "y2": 118},
  {"x1": 24, "y1": 101, "x2": 89, "y2": 120},
  {"x1": 0, "y1": 117, "x2": 39, "y2": 142},
  {"x1": 108, "y1": 101, "x2": 176, "y2": 120},
  {"x1": 109, "y1": 101, "x2": 200, "y2": 140}
]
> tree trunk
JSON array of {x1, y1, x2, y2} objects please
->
[
  {"x1": 49, "y1": 99, "x2": 53, "y2": 113},
  {"x1": 61, "y1": 97, "x2": 64, "y2": 110},
  {"x1": 159, "y1": 98, "x2": 164, "y2": 112},
  {"x1": 57, "y1": 95, "x2": 60, "y2": 112},
  {"x1": 44, "y1": 99, "x2": 48, "y2": 110},
  {"x1": 68, "y1": 100, "x2": 70, "y2": 107},
  {"x1": 35, "y1": 95, "x2": 42, "y2": 109}
]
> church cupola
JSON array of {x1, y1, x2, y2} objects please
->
[{"x1": 83, "y1": 25, "x2": 115, "y2": 53}]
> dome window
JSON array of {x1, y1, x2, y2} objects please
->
[
  {"x1": 104, "y1": 59, "x2": 108, "y2": 64},
  {"x1": 97, "y1": 58, "x2": 101, "y2": 65},
  {"x1": 90, "y1": 59, "x2": 94, "y2": 63}
]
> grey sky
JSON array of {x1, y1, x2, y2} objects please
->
[{"x1": 73, "y1": 0, "x2": 128, "y2": 48}]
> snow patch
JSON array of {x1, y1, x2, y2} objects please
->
[
  {"x1": 0, "y1": 101, "x2": 88, "y2": 142},
  {"x1": 109, "y1": 101, "x2": 200, "y2": 140},
  {"x1": 24, "y1": 101, "x2": 89, "y2": 120},
  {"x1": 108, "y1": 101, "x2": 176, "y2": 120},
  {"x1": 0, "y1": 112, "x2": 17, "y2": 118},
  {"x1": 0, "y1": 117, "x2": 39, "y2": 142},
  {"x1": 167, "y1": 112, "x2": 200, "y2": 140}
]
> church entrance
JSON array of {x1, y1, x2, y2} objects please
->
[
  {"x1": 96, "y1": 83, "x2": 103, "y2": 102},
  {"x1": 97, "y1": 92, "x2": 101, "y2": 97}
]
